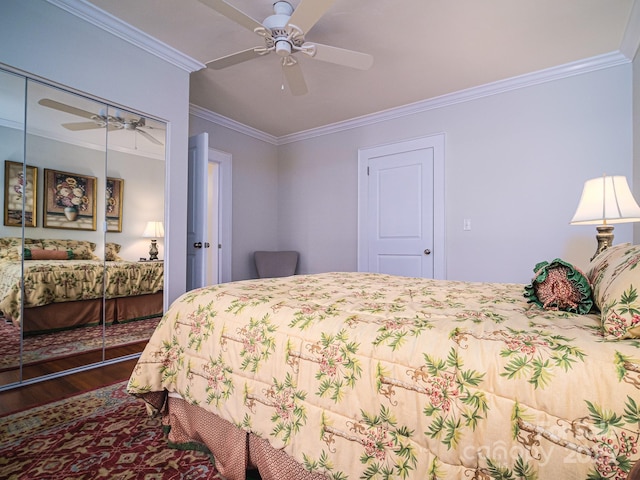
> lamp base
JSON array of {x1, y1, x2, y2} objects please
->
[
  {"x1": 591, "y1": 225, "x2": 614, "y2": 262},
  {"x1": 149, "y1": 239, "x2": 159, "y2": 261}
]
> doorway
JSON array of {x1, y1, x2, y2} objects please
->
[
  {"x1": 357, "y1": 134, "x2": 445, "y2": 279},
  {"x1": 187, "y1": 133, "x2": 232, "y2": 291}
]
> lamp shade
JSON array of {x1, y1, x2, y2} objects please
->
[
  {"x1": 142, "y1": 221, "x2": 164, "y2": 238},
  {"x1": 570, "y1": 175, "x2": 640, "y2": 225}
]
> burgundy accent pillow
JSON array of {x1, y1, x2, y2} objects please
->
[
  {"x1": 524, "y1": 258, "x2": 593, "y2": 314},
  {"x1": 24, "y1": 248, "x2": 73, "y2": 260}
]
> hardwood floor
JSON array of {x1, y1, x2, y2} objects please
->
[{"x1": 0, "y1": 349, "x2": 140, "y2": 416}]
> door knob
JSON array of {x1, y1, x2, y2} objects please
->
[
  {"x1": 194, "y1": 242, "x2": 202, "y2": 248},
  {"x1": 424, "y1": 249, "x2": 431, "y2": 255}
]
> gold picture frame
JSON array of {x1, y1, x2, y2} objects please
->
[
  {"x1": 106, "y1": 177, "x2": 124, "y2": 232},
  {"x1": 4, "y1": 160, "x2": 37, "y2": 228},
  {"x1": 43, "y1": 168, "x2": 97, "y2": 231}
]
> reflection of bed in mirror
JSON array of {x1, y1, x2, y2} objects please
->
[{"x1": 0, "y1": 237, "x2": 163, "y2": 335}]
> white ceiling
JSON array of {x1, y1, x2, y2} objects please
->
[{"x1": 84, "y1": 0, "x2": 635, "y2": 138}]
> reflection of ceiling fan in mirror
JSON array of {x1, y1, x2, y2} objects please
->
[
  {"x1": 199, "y1": 0, "x2": 373, "y2": 96},
  {"x1": 38, "y1": 98, "x2": 164, "y2": 146}
]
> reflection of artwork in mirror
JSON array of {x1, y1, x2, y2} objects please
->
[
  {"x1": 106, "y1": 177, "x2": 124, "y2": 233},
  {"x1": 43, "y1": 168, "x2": 97, "y2": 230},
  {"x1": 4, "y1": 161, "x2": 37, "y2": 228}
]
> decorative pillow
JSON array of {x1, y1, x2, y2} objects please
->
[
  {"x1": 23, "y1": 248, "x2": 73, "y2": 260},
  {"x1": 524, "y1": 258, "x2": 593, "y2": 314},
  {"x1": 586, "y1": 243, "x2": 640, "y2": 339},
  {"x1": 586, "y1": 243, "x2": 632, "y2": 302},
  {"x1": 41, "y1": 239, "x2": 99, "y2": 260},
  {"x1": 105, "y1": 242, "x2": 123, "y2": 261}
]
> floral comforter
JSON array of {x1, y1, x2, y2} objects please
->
[
  {"x1": 128, "y1": 272, "x2": 640, "y2": 479},
  {"x1": 0, "y1": 260, "x2": 164, "y2": 326}
]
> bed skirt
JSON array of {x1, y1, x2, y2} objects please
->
[
  {"x1": 21, "y1": 292, "x2": 163, "y2": 335},
  {"x1": 160, "y1": 394, "x2": 328, "y2": 480}
]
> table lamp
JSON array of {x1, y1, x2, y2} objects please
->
[
  {"x1": 142, "y1": 221, "x2": 164, "y2": 261},
  {"x1": 571, "y1": 175, "x2": 640, "y2": 261}
]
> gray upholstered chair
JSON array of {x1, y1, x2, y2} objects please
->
[{"x1": 254, "y1": 251, "x2": 299, "y2": 278}]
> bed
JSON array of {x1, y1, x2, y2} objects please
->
[
  {"x1": 0, "y1": 237, "x2": 164, "y2": 334},
  {"x1": 128, "y1": 244, "x2": 640, "y2": 480}
]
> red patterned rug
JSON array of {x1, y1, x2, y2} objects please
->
[
  {"x1": 0, "y1": 381, "x2": 224, "y2": 479},
  {"x1": 0, "y1": 317, "x2": 160, "y2": 372}
]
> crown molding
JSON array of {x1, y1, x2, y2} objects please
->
[
  {"x1": 46, "y1": 0, "x2": 206, "y2": 73},
  {"x1": 277, "y1": 51, "x2": 629, "y2": 145},
  {"x1": 189, "y1": 104, "x2": 279, "y2": 145},
  {"x1": 0, "y1": 118, "x2": 24, "y2": 131},
  {"x1": 190, "y1": 52, "x2": 629, "y2": 146}
]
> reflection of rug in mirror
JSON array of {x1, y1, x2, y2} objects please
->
[{"x1": 0, "y1": 316, "x2": 160, "y2": 371}]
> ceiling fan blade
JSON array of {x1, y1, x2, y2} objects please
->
[
  {"x1": 61, "y1": 121, "x2": 102, "y2": 131},
  {"x1": 206, "y1": 48, "x2": 264, "y2": 70},
  {"x1": 38, "y1": 98, "x2": 98, "y2": 120},
  {"x1": 287, "y1": 0, "x2": 337, "y2": 34},
  {"x1": 198, "y1": 0, "x2": 264, "y2": 33},
  {"x1": 136, "y1": 129, "x2": 163, "y2": 146},
  {"x1": 283, "y1": 62, "x2": 308, "y2": 96},
  {"x1": 309, "y1": 43, "x2": 373, "y2": 70}
]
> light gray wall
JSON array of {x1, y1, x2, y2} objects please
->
[
  {"x1": 192, "y1": 63, "x2": 632, "y2": 284},
  {"x1": 277, "y1": 65, "x2": 633, "y2": 283},
  {"x1": 189, "y1": 116, "x2": 279, "y2": 281},
  {"x1": 0, "y1": 0, "x2": 191, "y2": 305}
]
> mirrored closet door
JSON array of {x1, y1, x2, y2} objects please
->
[
  {"x1": 0, "y1": 66, "x2": 166, "y2": 389},
  {"x1": 0, "y1": 68, "x2": 27, "y2": 387}
]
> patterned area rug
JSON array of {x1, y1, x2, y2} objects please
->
[
  {"x1": 0, "y1": 317, "x2": 160, "y2": 372},
  {"x1": 0, "y1": 382, "x2": 224, "y2": 479}
]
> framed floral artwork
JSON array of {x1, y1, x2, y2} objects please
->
[
  {"x1": 106, "y1": 177, "x2": 124, "y2": 232},
  {"x1": 43, "y1": 168, "x2": 97, "y2": 230},
  {"x1": 4, "y1": 160, "x2": 37, "y2": 227}
]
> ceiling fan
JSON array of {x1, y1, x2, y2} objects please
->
[
  {"x1": 199, "y1": 0, "x2": 373, "y2": 95},
  {"x1": 37, "y1": 98, "x2": 164, "y2": 146}
]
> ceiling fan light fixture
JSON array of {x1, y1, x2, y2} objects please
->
[
  {"x1": 273, "y1": 1, "x2": 293, "y2": 16},
  {"x1": 275, "y1": 39, "x2": 292, "y2": 57},
  {"x1": 200, "y1": 0, "x2": 373, "y2": 95},
  {"x1": 263, "y1": 2, "x2": 292, "y2": 31}
]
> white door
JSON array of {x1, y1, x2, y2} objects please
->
[
  {"x1": 368, "y1": 150, "x2": 433, "y2": 277},
  {"x1": 187, "y1": 132, "x2": 209, "y2": 290},
  {"x1": 358, "y1": 134, "x2": 445, "y2": 279}
]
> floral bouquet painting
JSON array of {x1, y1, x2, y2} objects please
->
[
  {"x1": 44, "y1": 168, "x2": 96, "y2": 230},
  {"x1": 55, "y1": 175, "x2": 88, "y2": 217}
]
